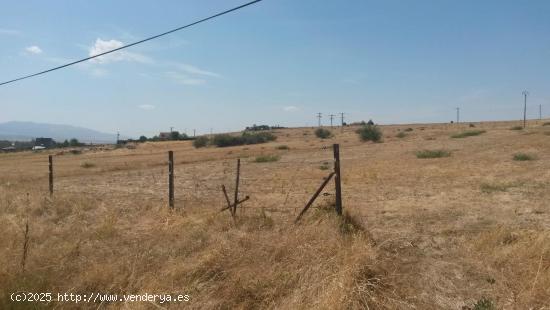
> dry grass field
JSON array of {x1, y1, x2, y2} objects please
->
[{"x1": 1, "y1": 120, "x2": 549, "y2": 309}]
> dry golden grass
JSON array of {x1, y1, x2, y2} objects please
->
[{"x1": 1, "y1": 119, "x2": 549, "y2": 309}]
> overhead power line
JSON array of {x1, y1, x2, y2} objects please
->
[{"x1": 0, "y1": 0, "x2": 263, "y2": 87}]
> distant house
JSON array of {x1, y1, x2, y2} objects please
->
[
  {"x1": 159, "y1": 132, "x2": 172, "y2": 140},
  {"x1": 159, "y1": 131, "x2": 180, "y2": 140},
  {"x1": 35, "y1": 137, "x2": 55, "y2": 148},
  {"x1": 1, "y1": 146, "x2": 16, "y2": 152}
]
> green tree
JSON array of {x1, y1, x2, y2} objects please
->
[
  {"x1": 193, "y1": 136, "x2": 209, "y2": 148},
  {"x1": 69, "y1": 138, "x2": 80, "y2": 147},
  {"x1": 139, "y1": 136, "x2": 147, "y2": 143},
  {"x1": 170, "y1": 131, "x2": 180, "y2": 140}
]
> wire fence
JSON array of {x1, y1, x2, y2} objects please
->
[{"x1": 45, "y1": 144, "x2": 343, "y2": 218}]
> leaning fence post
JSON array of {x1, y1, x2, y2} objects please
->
[
  {"x1": 168, "y1": 151, "x2": 174, "y2": 209},
  {"x1": 295, "y1": 172, "x2": 335, "y2": 223},
  {"x1": 48, "y1": 155, "x2": 54, "y2": 196},
  {"x1": 333, "y1": 144, "x2": 342, "y2": 215},
  {"x1": 233, "y1": 158, "x2": 241, "y2": 216},
  {"x1": 221, "y1": 185, "x2": 234, "y2": 219}
]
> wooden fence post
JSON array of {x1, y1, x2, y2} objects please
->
[
  {"x1": 233, "y1": 158, "x2": 241, "y2": 216},
  {"x1": 21, "y1": 220, "x2": 29, "y2": 272},
  {"x1": 168, "y1": 151, "x2": 174, "y2": 209},
  {"x1": 48, "y1": 155, "x2": 53, "y2": 196},
  {"x1": 333, "y1": 144, "x2": 342, "y2": 215}
]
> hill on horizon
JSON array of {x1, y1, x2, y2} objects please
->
[{"x1": 0, "y1": 121, "x2": 120, "y2": 144}]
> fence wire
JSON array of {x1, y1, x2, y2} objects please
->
[{"x1": 45, "y1": 145, "x2": 341, "y2": 217}]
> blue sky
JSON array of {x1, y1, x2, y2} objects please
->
[{"x1": 1, "y1": 0, "x2": 549, "y2": 137}]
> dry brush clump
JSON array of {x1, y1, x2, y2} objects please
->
[
  {"x1": 254, "y1": 154, "x2": 280, "y2": 163},
  {"x1": 0, "y1": 188, "x2": 400, "y2": 309},
  {"x1": 314, "y1": 128, "x2": 332, "y2": 139},
  {"x1": 513, "y1": 153, "x2": 536, "y2": 161},
  {"x1": 415, "y1": 149, "x2": 451, "y2": 159},
  {"x1": 356, "y1": 125, "x2": 382, "y2": 142},
  {"x1": 450, "y1": 130, "x2": 486, "y2": 138},
  {"x1": 395, "y1": 132, "x2": 407, "y2": 138}
]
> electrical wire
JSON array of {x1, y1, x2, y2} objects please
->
[{"x1": 0, "y1": 0, "x2": 263, "y2": 86}]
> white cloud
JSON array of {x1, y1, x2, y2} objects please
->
[
  {"x1": 25, "y1": 46, "x2": 42, "y2": 54},
  {"x1": 283, "y1": 106, "x2": 299, "y2": 112},
  {"x1": 164, "y1": 63, "x2": 220, "y2": 86},
  {"x1": 88, "y1": 38, "x2": 152, "y2": 64},
  {"x1": 175, "y1": 63, "x2": 221, "y2": 78},
  {"x1": 165, "y1": 71, "x2": 206, "y2": 85},
  {"x1": 82, "y1": 39, "x2": 218, "y2": 86},
  {"x1": 0, "y1": 28, "x2": 20, "y2": 35},
  {"x1": 138, "y1": 104, "x2": 156, "y2": 110}
]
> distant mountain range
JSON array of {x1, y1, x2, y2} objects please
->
[{"x1": 0, "y1": 121, "x2": 121, "y2": 144}]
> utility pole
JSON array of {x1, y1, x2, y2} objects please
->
[
  {"x1": 456, "y1": 107, "x2": 460, "y2": 124},
  {"x1": 170, "y1": 126, "x2": 174, "y2": 133},
  {"x1": 116, "y1": 131, "x2": 120, "y2": 144},
  {"x1": 522, "y1": 90, "x2": 529, "y2": 129},
  {"x1": 193, "y1": 129, "x2": 196, "y2": 137},
  {"x1": 340, "y1": 112, "x2": 344, "y2": 132},
  {"x1": 317, "y1": 113, "x2": 322, "y2": 127},
  {"x1": 539, "y1": 104, "x2": 542, "y2": 120},
  {"x1": 329, "y1": 114, "x2": 335, "y2": 128}
]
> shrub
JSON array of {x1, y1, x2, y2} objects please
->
[
  {"x1": 510, "y1": 126, "x2": 523, "y2": 130},
  {"x1": 542, "y1": 122, "x2": 550, "y2": 126},
  {"x1": 469, "y1": 123, "x2": 476, "y2": 128},
  {"x1": 314, "y1": 128, "x2": 332, "y2": 139},
  {"x1": 193, "y1": 136, "x2": 209, "y2": 148},
  {"x1": 357, "y1": 125, "x2": 382, "y2": 142},
  {"x1": 319, "y1": 162, "x2": 330, "y2": 170},
  {"x1": 254, "y1": 155, "x2": 280, "y2": 163},
  {"x1": 396, "y1": 132, "x2": 406, "y2": 138},
  {"x1": 404, "y1": 128, "x2": 414, "y2": 132},
  {"x1": 80, "y1": 161, "x2": 95, "y2": 168},
  {"x1": 242, "y1": 132, "x2": 276, "y2": 144},
  {"x1": 415, "y1": 149, "x2": 451, "y2": 159},
  {"x1": 473, "y1": 297, "x2": 495, "y2": 310},
  {"x1": 212, "y1": 134, "x2": 244, "y2": 147},
  {"x1": 276, "y1": 145, "x2": 289, "y2": 150},
  {"x1": 69, "y1": 149, "x2": 82, "y2": 155},
  {"x1": 210, "y1": 132, "x2": 276, "y2": 148},
  {"x1": 451, "y1": 130, "x2": 486, "y2": 138},
  {"x1": 480, "y1": 182, "x2": 513, "y2": 193},
  {"x1": 513, "y1": 153, "x2": 535, "y2": 161}
]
